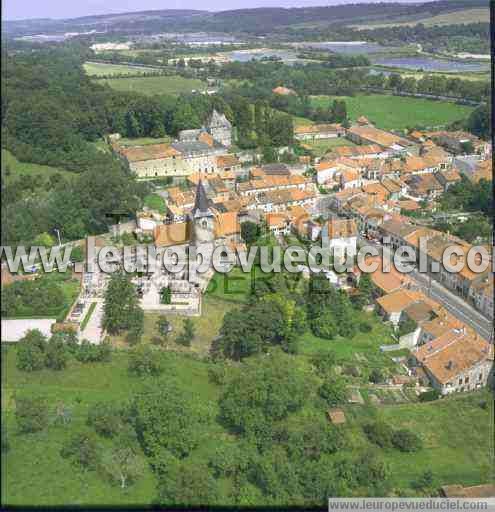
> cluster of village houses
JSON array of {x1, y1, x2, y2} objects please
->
[{"x1": 107, "y1": 108, "x2": 494, "y2": 396}]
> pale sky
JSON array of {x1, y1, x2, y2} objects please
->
[{"x1": 3, "y1": 0, "x2": 431, "y2": 21}]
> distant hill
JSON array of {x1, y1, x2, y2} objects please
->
[{"x1": 2, "y1": 0, "x2": 489, "y2": 37}]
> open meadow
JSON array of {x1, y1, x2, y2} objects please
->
[
  {"x1": 83, "y1": 62, "x2": 160, "y2": 77},
  {"x1": 351, "y1": 7, "x2": 489, "y2": 29},
  {"x1": 1, "y1": 149, "x2": 72, "y2": 184},
  {"x1": 302, "y1": 138, "x2": 357, "y2": 157},
  {"x1": 310, "y1": 94, "x2": 474, "y2": 130},
  {"x1": 97, "y1": 75, "x2": 207, "y2": 96}
]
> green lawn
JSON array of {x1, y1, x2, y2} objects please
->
[
  {"x1": 302, "y1": 137, "x2": 357, "y2": 157},
  {"x1": 310, "y1": 94, "x2": 474, "y2": 130},
  {"x1": 141, "y1": 296, "x2": 238, "y2": 356},
  {"x1": 118, "y1": 136, "x2": 172, "y2": 147},
  {"x1": 143, "y1": 193, "x2": 166, "y2": 214},
  {"x1": 1, "y1": 149, "x2": 72, "y2": 184},
  {"x1": 98, "y1": 75, "x2": 206, "y2": 96},
  {"x1": 83, "y1": 62, "x2": 159, "y2": 76},
  {"x1": 292, "y1": 115, "x2": 314, "y2": 127},
  {"x1": 345, "y1": 390, "x2": 493, "y2": 488}
]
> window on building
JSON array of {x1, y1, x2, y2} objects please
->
[
  {"x1": 464, "y1": 376, "x2": 469, "y2": 384},
  {"x1": 458, "y1": 378, "x2": 462, "y2": 385}
]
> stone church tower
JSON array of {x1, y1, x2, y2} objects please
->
[
  {"x1": 207, "y1": 109, "x2": 232, "y2": 148},
  {"x1": 189, "y1": 179, "x2": 215, "y2": 285}
]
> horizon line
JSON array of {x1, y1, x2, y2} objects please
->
[{"x1": 3, "y1": 0, "x2": 435, "y2": 23}]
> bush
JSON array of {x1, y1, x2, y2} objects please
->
[
  {"x1": 479, "y1": 400, "x2": 488, "y2": 410},
  {"x1": 175, "y1": 318, "x2": 195, "y2": 347},
  {"x1": 318, "y1": 377, "x2": 348, "y2": 407},
  {"x1": 369, "y1": 368, "x2": 385, "y2": 384},
  {"x1": 392, "y1": 429, "x2": 422, "y2": 452},
  {"x1": 15, "y1": 395, "x2": 49, "y2": 434},
  {"x1": 359, "y1": 321, "x2": 372, "y2": 333},
  {"x1": 44, "y1": 334, "x2": 68, "y2": 371},
  {"x1": 16, "y1": 330, "x2": 47, "y2": 372},
  {"x1": 208, "y1": 364, "x2": 230, "y2": 386},
  {"x1": 312, "y1": 350, "x2": 337, "y2": 377},
  {"x1": 128, "y1": 346, "x2": 163, "y2": 377},
  {"x1": 87, "y1": 402, "x2": 123, "y2": 437},
  {"x1": 418, "y1": 389, "x2": 440, "y2": 402},
  {"x1": 60, "y1": 431, "x2": 99, "y2": 469},
  {"x1": 311, "y1": 313, "x2": 337, "y2": 340},
  {"x1": 363, "y1": 422, "x2": 394, "y2": 448},
  {"x1": 74, "y1": 339, "x2": 112, "y2": 363}
]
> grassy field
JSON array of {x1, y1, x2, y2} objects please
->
[
  {"x1": 310, "y1": 94, "x2": 474, "y2": 130},
  {"x1": 1, "y1": 347, "x2": 220, "y2": 506},
  {"x1": 352, "y1": 7, "x2": 489, "y2": 28},
  {"x1": 83, "y1": 62, "x2": 159, "y2": 77},
  {"x1": 345, "y1": 390, "x2": 493, "y2": 488},
  {"x1": 143, "y1": 193, "x2": 166, "y2": 214},
  {"x1": 118, "y1": 136, "x2": 172, "y2": 147},
  {"x1": 1, "y1": 149, "x2": 72, "y2": 184},
  {"x1": 302, "y1": 137, "x2": 357, "y2": 157},
  {"x1": 292, "y1": 115, "x2": 314, "y2": 127},
  {"x1": 141, "y1": 296, "x2": 236, "y2": 356},
  {"x1": 98, "y1": 75, "x2": 206, "y2": 96}
]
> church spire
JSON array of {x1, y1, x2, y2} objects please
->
[{"x1": 192, "y1": 178, "x2": 211, "y2": 217}]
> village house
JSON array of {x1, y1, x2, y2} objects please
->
[
  {"x1": 321, "y1": 218, "x2": 358, "y2": 259},
  {"x1": 404, "y1": 173, "x2": 443, "y2": 200},
  {"x1": 265, "y1": 212, "x2": 291, "y2": 236},
  {"x1": 357, "y1": 256, "x2": 412, "y2": 296},
  {"x1": 426, "y1": 130, "x2": 490, "y2": 157},
  {"x1": 346, "y1": 124, "x2": 415, "y2": 154},
  {"x1": 294, "y1": 123, "x2": 345, "y2": 142},
  {"x1": 330, "y1": 188, "x2": 365, "y2": 213},
  {"x1": 254, "y1": 188, "x2": 317, "y2": 213},
  {"x1": 216, "y1": 154, "x2": 241, "y2": 174},
  {"x1": 468, "y1": 276, "x2": 493, "y2": 320},
  {"x1": 331, "y1": 144, "x2": 385, "y2": 160},
  {"x1": 376, "y1": 289, "x2": 434, "y2": 327},
  {"x1": 419, "y1": 233, "x2": 491, "y2": 300},
  {"x1": 434, "y1": 168, "x2": 462, "y2": 191},
  {"x1": 379, "y1": 219, "x2": 420, "y2": 249},
  {"x1": 237, "y1": 174, "x2": 312, "y2": 198},
  {"x1": 272, "y1": 86, "x2": 296, "y2": 96},
  {"x1": 412, "y1": 329, "x2": 493, "y2": 395}
]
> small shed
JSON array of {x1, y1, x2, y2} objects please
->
[{"x1": 327, "y1": 408, "x2": 346, "y2": 425}]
